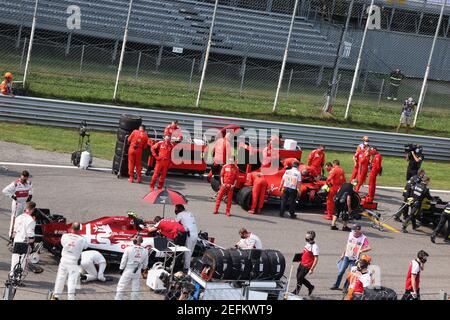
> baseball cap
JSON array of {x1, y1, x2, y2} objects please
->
[
  {"x1": 351, "y1": 224, "x2": 362, "y2": 231},
  {"x1": 292, "y1": 162, "x2": 299, "y2": 168}
]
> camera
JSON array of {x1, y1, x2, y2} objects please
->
[
  {"x1": 79, "y1": 120, "x2": 89, "y2": 138},
  {"x1": 404, "y1": 144, "x2": 423, "y2": 156}
]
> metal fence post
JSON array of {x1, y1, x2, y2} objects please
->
[
  {"x1": 333, "y1": 74, "x2": 341, "y2": 100},
  {"x1": 345, "y1": 0, "x2": 375, "y2": 119},
  {"x1": 65, "y1": 32, "x2": 72, "y2": 56},
  {"x1": 239, "y1": 56, "x2": 247, "y2": 97},
  {"x1": 16, "y1": 25, "x2": 23, "y2": 49},
  {"x1": 286, "y1": 68, "x2": 294, "y2": 99},
  {"x1": 113, "y1": 0, "x2": 133, "y2": 101},
  {"x1": 195, "y1": 0, "x2": 219, "y2": 108},
  {"x1": 22, "y1": 0, "x2": 39, "y2": 88},
  {"x1": 413, "y1": 1, "x2": 446, "y2": 127},
  {"x1": 135, "y1": 50, "x2": 142, "y2": 79},
  {"x1": 377, "y1": 78, "x2": 385, "y2": 110},
  {"x1": 19, "y1": 37, "x2": 28, "y2": 70},
  {"x1": 273, "y1": 0, "x2": 300, "y2": 113},
  {"x1": 155, "y1": 46, "x2": 163, "y2": 72},
  {"x1": 79, "y1": 45, "x2": 85, "y2": 74},
  {"x1": 111, "y1": 40, "x2": 119, "y2": 63},
  {"x1": 189, "y1": 58, "x2": 196, "y2": 89}
]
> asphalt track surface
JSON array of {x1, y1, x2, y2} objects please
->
[{"x1": 0, "y1": 141, "x2": 449, "y2": 300}]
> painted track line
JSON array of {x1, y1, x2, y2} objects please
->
[{"x1": 0, "y1": 162, "x2": 111, "y2": 172}]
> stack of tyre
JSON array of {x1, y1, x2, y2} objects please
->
[
  {"x1": 197, "y1": 248, "x2": 285, "y2": 281},
  {"x1": 112, "y1": 114, "x2": 142, "y2": 177}
]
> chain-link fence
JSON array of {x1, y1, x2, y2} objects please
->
[{"x1": 0, "y1": 0, "x2": 449, "y2": 135}]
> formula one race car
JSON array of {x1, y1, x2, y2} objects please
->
[
  {"x1": 35, "y1": 209, "x2": 217, "y2": 265},
  {"x1": 417, "y1": 196, "x2": 448, "y2": 227}
]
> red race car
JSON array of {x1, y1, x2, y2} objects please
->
[{"x1": 36, "y1": 209, "x2": 216, "y2": 264}]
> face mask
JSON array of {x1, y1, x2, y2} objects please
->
[{"x1": 364, "y1": 141, "x2": 369, "y2": 146}]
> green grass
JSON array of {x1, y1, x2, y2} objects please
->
[
  {"x1": 1, "y1": 122, "x2": 449, "y2": 190},
  {"x1": 2, "y1": 45, "x2": 450, "y2": 138}
]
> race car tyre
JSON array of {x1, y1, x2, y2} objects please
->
[
  {"x1": 115, "y1": 140, "x2": 127, "y2": 157},
  {"x1": 201, "y1": 248, "x2": 232, "y2": 280},
  {"x1": 363, "y1": 287, "x2": 397, "y2": 300},
  {"x1": 211, "y1": 176, "x2": 221, "y2": 192},
  {"x1": 119, "y1": 114, "x2": 142, "y2": 131},
  {"x1": 113, "y1": 154, "x2": 128, "y2": 177},
  {"x1": 237, "y1": 187, "x2": 252, "y2": 211},
  {"x1": 264, "y1": 249, "x2": 286, "y2": 280},
  {"x1": 228, "y1": 249, "x2": 252, "y2": 281},
  {"x1": 117, "y1": 128, "x2": 129, "y2": 143},
  {"x1": 249, "y1": 250, "x2": 271, "y2": 280}
]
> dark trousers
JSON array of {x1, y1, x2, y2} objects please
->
[
  {"x1": 403, "y1": 204, "x2": 421, "y2": 230},
  {"x1": 432, "y1": 213, "x2": 450, "y2": 239},
  {"x1": 388, "y1": 84, "x2": 400, "y2": 99},
  {"x1": 395, "y1": 199, "x2": 410, "y2": 220},
  {"x1": 402, "y1": 290, "x2": 420, "y2": 300},
  {"x1": 406, "y1": 169, "x2": 418, "y2": 181},
  {"x1": 294, "y1": 264, "x2": 313, "y2": 294},
  {"x1": 280, "y1": 188, "x2": 298, "y2": 217}
]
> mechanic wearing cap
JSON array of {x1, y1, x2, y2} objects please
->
[
  {"x1": 350, "y1": 136, "x2": 369, "y2": 183},
  {"x1": 174, "y1": 204, "x2": 198, "y2": 271},
  {"x1": 0, "y1": 72, "x2": 14, "y2": 96},
  {"x1": 127, "y1": 125, "x2": 149, "y2": 183},
  {"x1": 293, "y1": 231, "x2": 319, "y2": 296},
  {"x1": 150, "y1": 135, "x2": 174, "y2": 191},
  {"x1": 3, "y1": 170, "x2": 33, "y2": 240},
  {"x1": 52, "y1": 222, "x2": 88, "y2": 300},
  {"x1": 324, "y1": 160, "x2": 346, "y2": 220},
  {"x1": 80, "y1": 250, "x2": 107, "y2": 283},
  {"x1": 402, "y1": 250, "x2": 429, "y2": 300},
  {"x1": 431, "y1": 201, "x2": 450, "y2": 244},
  {"x1": 395, "y1": 169, "x2": 426, "y2": 222},
  {"x1": 235, "y1": 228, "x2": 262, "y2": 249},
  {"x1": 246, "y1": 171, "x2": 268, "y2": 215},
  {"x1": 396, "y1": 97, "x2": 416, "y2": 133},
  {"x1": 307, "y1": 145, "x2": 325, "y2": 178},
  {"x1": 331, "y1": 224, "x2": 371, "y2": 291},
  {"x1": 213, "y1": 157, "x2": 239, "y2": 217},
  {"x1": 365, "y1": 147, "x2": 383, "y2": 204},
  {"x1": 279, "y1": 161, "x2": 302, "y2": 219},
  {"x1": 355, "y1": 146, "x2": 370, "y2": 193},
  {"x1": 10, "y1": 201, "x2": 37, "y2": 277},
  {"x1": 115, "y1": 236, "x2": 149, "y2": 300},
  {"x1": 331, "y1": 182, "x2": 357, "y2": 231},
  {"x1": 164, "y1": 120, "x2": 182, "y2": 141},
  {"x1": 402, "y1": 176, "x2": 433, "y2": 233}
]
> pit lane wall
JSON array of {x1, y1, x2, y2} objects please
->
[{"x1": 0, "y1": 95, "x2": 449, "y2": 161}]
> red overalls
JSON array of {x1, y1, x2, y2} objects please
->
[
  {"x1": 366, "y1": 152, "x2": 382, "y2": 203},
  {"x1": 127, "y1": 129, "x2": 149, "y2": 182},
  {"x1": 214, "y1": 163, "x2": 239, "y2": 216},
  {"x1": 325, "y1": 166, "x2": 346, "y2": 218},
  {"x1": 246, "y1": 172, "x2": 268, "y2": 214},
  {"x1": 307, "y1": 149, "x2": 325, "y2": 177},
  {"x1": 355, "y1": 149, "x2": 370, "y2": 192},
  {"x1": 150, "y1": 140, "x2": 174, "y2": 190}
]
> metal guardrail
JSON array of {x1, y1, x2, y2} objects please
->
[{"x1": 0, "y1": 95, "x2": 449, "y2": 161}]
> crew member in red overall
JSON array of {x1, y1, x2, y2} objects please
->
[
  {"x1": 283, "y1": 157, "x2": 300, "y2": 169},
  {"x1": 213, "y1": 158, "x2": 239, "y2": 217},
  {"x1": 261, "y1": 135, "x2": 280, "y2": 169},
  {"x1": 208, "y1": 132, "x2": 233, "y2": 181},
  {"x1": 307, "y1": 145, "x2": 325, "y2": 178},
  {"x1": 355, "y1": 147, "x2": 371, "y2": 192},
  {"x1": 365, "y1": 147, "x2": 383, "y2": 203},
  {"x1": 324, "y1": 160, "x2": 346, "y2": 220},
  {"x1": 1, "y1": 72, "x2": 14, "y2": 96},
  {"x1": 163, "y1": 120, "x2": 182, "y2": 141},
  {"x1": 350, "y1": 136, "x2": 370, "y2": 182},
  {"x1": 150, "y1": 135, "x2": 174, "y2": 190},
  {"x1": 245, "y1": 172, "x2": 268, "y2": 215},
  {"x1": 127, "y1": 125, "x2": 149, "y2": 183}
]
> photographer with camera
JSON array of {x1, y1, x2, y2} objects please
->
[{"x1": 405, "y1": 144, "x2": 424, "y2": 181}]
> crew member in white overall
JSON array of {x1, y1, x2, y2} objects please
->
[
  {"x1": 52, "y1": 222, "x2": 87, "y2": 300},
  {"x1": 10, "y1": 202, "x2": 37, "y2": 277},
  {"x1": 115, "y1": 236, "x2": 148, "y2": 300},
  {"x1": 174, "y1": 204, "x2": 198, "y2": 271},
  {"x1": 80, "y1": 250, "x2": 107, "y2": 282},
  {"x1": 3, "y1": 170, "x2": 33, "y2": 239}
]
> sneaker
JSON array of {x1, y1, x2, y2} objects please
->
[
  {"x1": 213, "y1": 212, "x2": 218, "y2": 215},
  {"x1": 136, "y1": 179, "x2": 141, "y2": 184},
  {"x1": 98, "y1": 276, "x2": 106, "y2": 282},
  {"x1": 330, "y1": 286, "x2": 340, "y2": 291},
  {"x1": 226, "y1": 212, "x2": 231, "y2": 217},
  {"x1": 323, "y1": 215, "x2": 333, "y2": 221},
  {"x1": 430, "y1": 235, "x2": 436, "y2": 244},
  {"x1": 387, "y1": 97, "x2": 392, "y2": 100},
  {"x1": 80, "y1": 274, "x2": 87, "y2": 282},
  {"x1": 394, "y1": 216, "x2": 402, "y2": 222},
  {"x1": 308, "y1": 285, "x2": 315, "y2": 296},
  {"x1": 342, "y1": 226, "x2": 351, "y2": 232},
  {"x1": 401, "y1": 228, "x2": 408, "y2": 233},
  {"x1": 393, "y1": 98, "x2": 398, "y2": 101},
  {"x1": 331, "y1": 225, "x2": 339, "y2": 231},
  {"x1": 248, "y1": 210, "x2": 255, "y2": 214},
  {"x1": 128, "y1": 177, "x2": 133, "y2": 183}
]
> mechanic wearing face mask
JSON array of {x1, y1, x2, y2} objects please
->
[
  {"x1": 52, "y1": 222, "x2": 88, "y2": 300},
  {"x1": 80, "y1": 250, "x2": 107, "y2": 283},
  {"x1": 395, "y1": 169, "x2": 426, "y2": 222},
  {"x1": 174, "y1": 204, "x2": 198, "y2": 271},
  {"x1": 402, "y1": 176, "x2": 433, "y2": 233},
  {"x1": 115, "y1": 236, "x2": 149, "y2": 300},
  {"x1": 3, "y1": 170, "x2": 33, "y2": 240},
  {"x1": 293, "y1": 231, "x2": 319, "y2": 296},
  {"x1": 402, "y1": 250, "x2": 429, "y2": 300}
]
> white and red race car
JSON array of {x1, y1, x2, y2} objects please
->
[{"x1": 36, "y1": 209, "x2": 215, "y2": 265}]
